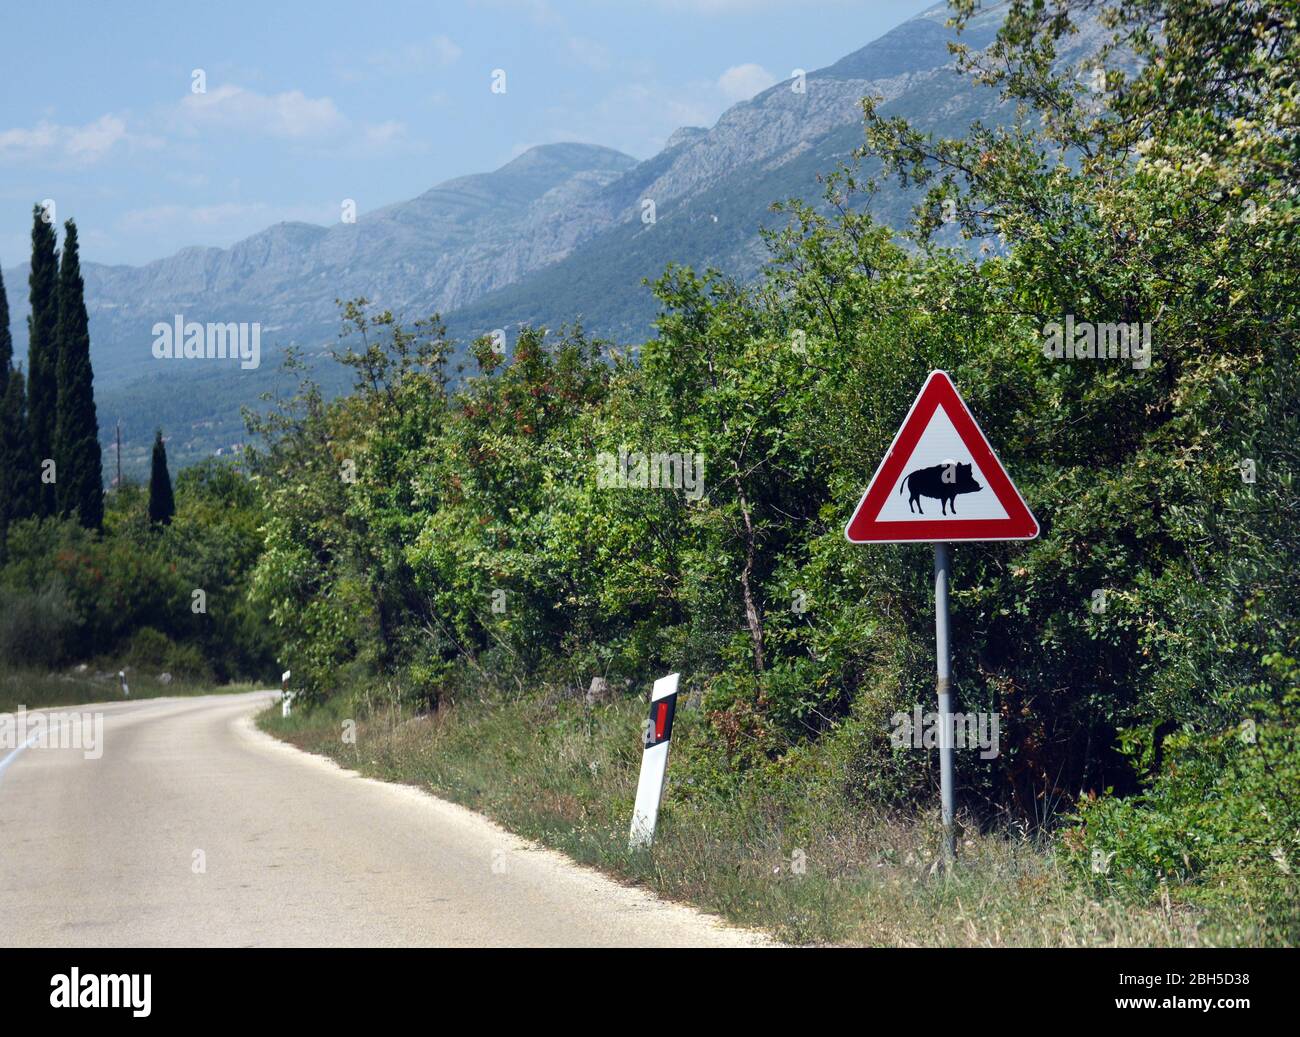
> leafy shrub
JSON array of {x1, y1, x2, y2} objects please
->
[
  {"x1": 0, "y1": 582, "x2": 80, "y2": 668},
  {"x1": 125, "y1": 627, "x2": 172, "y2": 668}
]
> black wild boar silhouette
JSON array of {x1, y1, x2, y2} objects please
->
[{"x1": 900, "y1": 461, "x2": 982, "y2": 515}]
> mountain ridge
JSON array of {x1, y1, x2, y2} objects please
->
[{"x1": 3, "y1": 1, "x2": 1016, "y2": 477}]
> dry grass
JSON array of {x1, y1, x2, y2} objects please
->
[{"x1": 261, "y1": 691, "x2": 1232, "y2": 947}]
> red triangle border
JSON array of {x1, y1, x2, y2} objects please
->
[{"x1": 844, "y1": 370, "x2": 1039, "y2": 543}]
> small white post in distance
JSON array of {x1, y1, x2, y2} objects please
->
[
  {"x1": 118, "y1": 670, "x2": 129, "y2": 698},
  {"x1": 629, "y1": 672, "x2": 680, "y2": 850},
  {"x1": 281, "y1": 670, "x2": 292, "y2": 717}
]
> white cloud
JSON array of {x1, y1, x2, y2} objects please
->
[
  {"x1": 178, "y1": 85, "x2": 348, "y2": 140},
  {"x1": 65, "y1": 115, "x2": 131, "y2": 159},
  {"x1": 538, "y1": 80, "x2": 720, "y2": 160},
  {"x1": 0, "y1": 114, "x2": 154, "y2": 166},
  {"x1": 568, "y1": 35, "x2": 613, "y2": 72},
  {"x1": 358, "y1": 34, "x2": 462, "y2": 77},
  {"x1": 716, "y1": 63, "x2": 777, "y2": 102},
  {"x1": 428, "y1": 35, "x2": 463, "y2": 65},
  {"x1": 117, "y1": 200, "x2": 337, "y2": 239},
  {"x1": 174, "y1": 84, "x2": 415, "y2": 154},
  {"x1": 362, "y1": 121, "x2": 410, "y2": 148},
  {"x1": 544, "y1": 61, "x2": 782, "y2": 157}
]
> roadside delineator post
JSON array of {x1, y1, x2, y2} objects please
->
[
  {"x1": 844, "y1": 371, "x2": 1039, "y2": 866},
  {"x1": 118, "y1": 670, "x2": 129, "y2": 698},
  {"x1": 281, "y1": 670, "x2": 292, "y2": 717},
  {"x1": 629, "y1": 672, "x2": 679, "y2": 850}
]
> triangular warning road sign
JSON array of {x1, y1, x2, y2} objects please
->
[{"x1": 844, "y1": 370, "x2": 1039, "y2": 543}]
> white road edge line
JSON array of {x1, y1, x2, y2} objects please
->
[
  {"x1": 0, "y1": 708, "x2": 92, "y2": 782},
  {"x1": 0, "y1": 708, "x2": 103, "y2": 784},
  {"x1": 0, "y1": 694, "x2": 268, "y2": 786},
  {"x1": 0, "y1": 726, "x2": 49, "y2": 782}
]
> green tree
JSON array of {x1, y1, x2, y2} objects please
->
[
  {"x1": 0, "y1": 367, "x2": 39, "y2": 560},
  {"x1": 235, "y1": 0, "x2": 1297, "y2": 930},
  {"x1": 148, "y1": 429, "x2": 175, "y2": 526},
  {"x1": 0, "y1": 263, "x2": 12, "y2": 399},
  {"x1": 853, "y1": 0, "x2": 1298, "y2": 892},
  {"x1": 26, "y1": 206, "x2": 59, "y2": 517},
  {"x1": 54, "y1": 220, "x2": 103, "y2": 529}
]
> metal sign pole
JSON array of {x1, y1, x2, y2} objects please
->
[
  {"x1": 934, "y1": 542, "x2": 956, "y2": 864},
  {"x1": 844, "y1": 372, "x2": 1039, "y2": 862}
]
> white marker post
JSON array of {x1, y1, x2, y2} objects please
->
[
  {"x1": 629, "y1": 672, "x2": 679, "y2": 850},
  {"x1": 118, "y1": 670, "x2": 129, "y2": 698},
  {"x1": 281, "y1": 670, "x2": 292, "y2": 718}
]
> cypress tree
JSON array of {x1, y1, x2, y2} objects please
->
[
  {"x1": 27, "y1": 206, "x2": 59, "y2": 517},
  {"x1": 0, "y1": 263, "x2": 12, "y2": 399},
  {"x1": 53, "y1": 220, "x2": 103, "y2": 529},
  {"x1": 148, "y1": 429, "x2": 175, "y2": 526},
  {"x1": 0, "y1": 366, "x2": 39, "y2": 558}
]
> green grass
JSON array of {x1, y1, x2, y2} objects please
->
[
  {"x1": 0, "y1": 665, "x2": 259, "y2": 712},
  {"x1": 258, "y1": 690, "x2": 1266, "y2": 946}
]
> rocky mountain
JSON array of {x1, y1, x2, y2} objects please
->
[
  {"x1": 3, "y1": 1, "x2": 1019, "y2": 477},
  {"x1": 442, "y1": 4, "x2": 1013, "y2": 347},
  {"x1": 8, "y1": 142, "x2": 638, "y2": 388}
]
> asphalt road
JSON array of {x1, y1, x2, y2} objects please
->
[{"x1": 0, "y1": 691, "x2": 767, "y2": 947}]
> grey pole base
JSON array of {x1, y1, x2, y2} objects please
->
[{"x1": 934, "y1": 542, "x2": 956, "y2": 864}]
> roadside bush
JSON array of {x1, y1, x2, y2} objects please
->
[
  {"x1": 125, "y1": 627, "x2": 172, "y2": 668},
  {"x1": 0, "y1": 582, "x2": 80, "y2": 668},
  {"x1": 243, "y1": 0, "x2": 1298, "y2": 937}
]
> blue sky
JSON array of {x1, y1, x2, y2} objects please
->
[{"x1": 0, "y1": 0, "x2": 937, "y2": 268}]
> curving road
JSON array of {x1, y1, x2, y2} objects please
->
[{"x1": 0, "y1": 691, "x2": 767, "y2": 947}]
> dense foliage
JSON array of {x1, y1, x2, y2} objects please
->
[
  {"x1": 25, "y1": 207, "x2": 60, "y2": 518},
  {"x1": 0, "y1": 460, "x2": 275, "y2": 681},
  {"x1": 0, "y1": 213, "x2": 269, "y2": 682},
  {"x1": 54, "y1": 222, "x2": 104, "y2": 530},
  {"x1": 149, "y1": 429, "x2": 176, "y2": 526},
  {"x1": 245, "y1": 1, "x2": 1297, "y2": 924},
  {"x1": 1, "y1": 213, "x2": 107, "y2": 539}
]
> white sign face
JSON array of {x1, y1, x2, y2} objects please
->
[
  {"x1": 629, "y1": 672, "x2": 679, "y2": 850},
  {"x1": 870, "y1": 406, "x2": 1009, "y2": 523}
]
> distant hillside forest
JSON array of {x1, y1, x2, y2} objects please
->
[{"x1": 2, "y1": 0, "x2": 1297, "y2": 935}]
